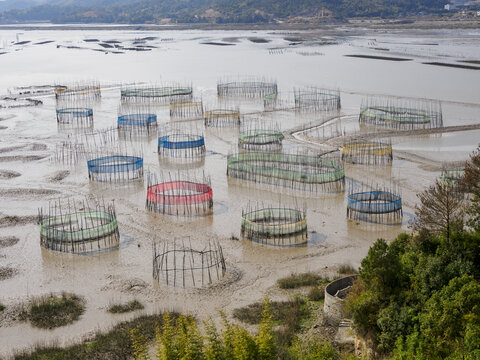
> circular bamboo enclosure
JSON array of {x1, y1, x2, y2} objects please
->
[
  {"x1": 341, "y1": 140, "x2": 392, "y2": 165},
  {"x1": 204, "y1": 109, "x2": 241, "y2": 127},
  {"x1": 359, "y1": 105, "x2": 443, "y2": 130},
  {"x1": 238, "y1": 129, "x2": 284, "y2": 152},
  {"x1": 117, "y1": 113, "x2": 157, "y2": 133},
  {"x1": 227, "y1": 152, "x2": 345, "y2": 193},
  {"x1": 121, "y1": 86, "x2": 193, "y2": 103},
  {"x1": 54, "y1": 84, "x2": 101, "y2": 101},
  {"x1": 158, "y1": 134, "x2": 206, "y2": 158},
  {"x1": 440, "y1": 169, "x2": 465, "y2": 195},
  {"x1": 38, "y1": 200, "x2": 119, "y2": 253},
  {"x1": 87, "y1": 155, "x2": 144, "y2": 182},
  {"x1": 347, "y1": 191, "x2": 402, "y2": 223},
  {"x1": 241, "y1": 207, "x2": 308, "y2": 246},
  {"x1": 170, "y1": 101, "x2": 204, "y2": 119},
  {"x1": 153, "y1": 242, "x2": 226, "y2": 288},
  {"x1": 56, "y1": 108, "x2": 93, "y2": 125},
  {"x1": 217, "y1": 80, "x2": 277, "y2": 98},
  {"x1": 294, "y1": 88, "x2": 341, "y2": 112},
  {"x1": 146, "y1": 180, "x2": 213, "y2": 216}
]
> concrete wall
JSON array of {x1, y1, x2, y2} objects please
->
[{"x1": 324, "y1": 275, "x2": 358, "y2": 323}]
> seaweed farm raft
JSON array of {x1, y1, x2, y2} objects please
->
[
  {"x1": 152, "y1": 242, "x2": 226, "y2": 288},
  {"x1": 359, "y1": 98, "x2": 443, "y2": 130},
  {"x1": 241, "y1": 206, "x2": 308, "y2": 246},
  {"x1": 227, "y1": 152, "x2": 345, "y2": 192},
  {"x1": 341, "y1": 140, "x2": 393, "y2": 165},
  {"x1": 146, "y1": 175, "x2": 213, "y2": 216},
  {"x1": 121, "y1": 86, "x2": 193, "y2": 103},
  {"x1": 87, "y1": 155, "x2": 144, "y2": 182},
  {"x1": 347, "y1": 190, "x2": 403, "y2": 224},
  {"x1": 38, "y1": 199, "x2": 119, "y2": 253}
]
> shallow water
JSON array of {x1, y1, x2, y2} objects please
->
[{"x1": 0, "y1": 27, "x2": 479, "y2": 357}]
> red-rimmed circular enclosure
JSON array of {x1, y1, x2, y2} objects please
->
[{"x1": 146, "y1": 181, "x2": 213, "y2": 215}]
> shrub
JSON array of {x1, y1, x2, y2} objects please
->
[
  {"x1": 108, "y1": 300, "x2": 144, "y2": 314},
  {"x1": 277, "y1": 272, "x2": 324, "y2": 289}
]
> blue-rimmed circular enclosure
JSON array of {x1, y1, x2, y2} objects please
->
[
  {"x1": 347, "y1": 190, "x2": 402, "y2": 223},
  {"x1": 158, "y1": 134, "x2": 206, "y2": 158},
  {"x1": 87, "y1": 155, "x2": 144, "y2": 182},
  {"x1": 56, "y1": 107, "x2": 93, "y2": 125},
  {"x1": 118, "y1": 113, "x2": 157, "y2": 128}
]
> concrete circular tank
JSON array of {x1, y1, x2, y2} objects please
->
[{"x1": 324, "y1": 275, "x2": 358, "y2": 323}]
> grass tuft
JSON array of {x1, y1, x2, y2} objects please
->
[
  {"x1": 14, "y1": 312, "x2": 180, "y2": 360},
  {"x1": 21, "y1": 292, "x2": 85, "y2": 329},
  {"x1": 307, "y1": 286, "x2": 325, "y2": 301},
  {"x1": 108, "y1": 300, "x2": 144, "y2": 314},
  {"x1": 338, "y1": 264, "x2": 357, "y2": 275},
  {"x1": 0, "y1": 303, "x2": 5, "y2": 312},
  {"x1": 277, "y1": 272, "x2": 325, "y2": 289}
]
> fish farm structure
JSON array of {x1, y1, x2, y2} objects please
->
[
  {"x1": 347, "y1": 188, "x2": 403, "y2": 223},
  {"x1": 227, "y1": 152, "x2": 345, "y2": 192},
  {"x1": 38, "y1": 199, "x2": 119, "y2": 253},
  {"x1": 359, "y1": 98, "x2": 443, "y2": 130},
  {"x1": 294, "y1": 88, "x2": 341, "y2": 112},
  {"x1": 54, "y1": 82, "x2": 101, "y2": 101},
  {"x1": 204, "y1": 108, "x2": 241, "y2": 127},
  {"x1": 120, "y1": 85, "x2": 193, "y2": 104},
  {"x1": 87, "y1": 154, "x2": 144, "y2": 182},
  {"x1": 146, "y1": 173, "x2": 213, "y2": 216},
  {"x1": 158, "y1": 131, "x2": 206, "y2": 159},
  {"x1": 56, "y1": 107, "x2": 94, "y2": 126},
  {"x1": 153, "y1": 241, "x2": 226, "y2": 288},
  {"x1": 440, "y1": 169, "x2": 465, "y2": 192},
  {"x1": 217, "y1": 77, "x2": 278, "y2": 98},
  {"x1": 117, "y1": 113, "x2": 157, "y2": 133},
  {"x1": 170, "y1": 100, "x2": 204, "y2": 119},
  {"x1": 241, "y1": 205, "x2": 308, "y2": 246},
  {"x1": 341, "y1": 139, "x2": 393, "y2": 165},
  {"x1": 238, "y1": 128, "x2": 284, "y2": 152}
]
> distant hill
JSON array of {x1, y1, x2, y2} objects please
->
[{"x1": 0, "y1": 0, "x2": 449, "y2": 24}]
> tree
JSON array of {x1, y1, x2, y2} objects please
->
[
  {"x1": 414, "y1": 179, "x2": 464, "y2": 242},
  {"x1": 463, "y1": 146, "x2": 480, "y2": 231}
]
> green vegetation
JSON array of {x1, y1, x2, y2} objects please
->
[
  {"x1": 130, "y1": 299, "x2": 356, "y2": 360},
  {"x1": 0, "y1": 0, "x2": 451, "y2": 24},
  {"x1": 345, "y1": 146, "x2": 480, "y2": 358},
  {"x1": 21, "y1": 293, "x2": 85, "y2": 329},
  {"x1": 108, "y1": 300, "x2": 144, "y2": 314},
  {"x1": 277, "y1": 272, "x2": 325, "y2": 289},
  {"x1": 307, "y1": 286, "x2": 325, "y2": 301},
  {"x1": 233, "y1": 297, "x2": 308, "y2": 325},
  {"x1": 338, "y1": 264, "x2": 357, "y2": 275},
  {"x1": 14, "y1": 313, "x2": 180, "y2": 360},
  {"x1": 0, "y1": 303, "x2": 5, "y2": 312}
]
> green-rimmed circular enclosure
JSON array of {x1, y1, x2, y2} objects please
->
[
  {"x1": 40, "y1": 211, "x2": 119, "y2": 253},
  {"x1": 121, "y1": 87, "x2": 193, "y2": 103},
  {"x1": 238, "y1": 129, "x2": 284, "y2": 151},
  {"x1": 359, "y1": 106, "x2": 442, "y2": 130},
  {"x1": 227, "y1": 152, "x2": 344, "y2": 192},
  {"x1": 241, "y1": 207, "x2": 307, "y2": 246}
]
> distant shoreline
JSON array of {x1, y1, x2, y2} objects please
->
[{"x1": 0, "y1": 18, "x2": 479, "y2": 31}]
